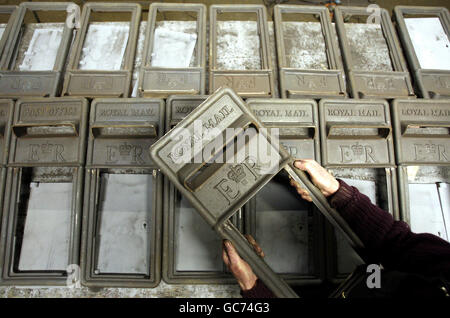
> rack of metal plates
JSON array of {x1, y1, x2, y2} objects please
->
[
  {"x1": 394, "y1": 6, "x2": 450, "y2": 99},
  {"x1": 393, "y1": 99, "x2": 450, "y2": 244},
  {"x1": 0, "y1": 2, "x2": 76, "y2": 98},
  {"x1": 319, "y1": 99, "x2": 398, "y2": 282},
  {"x1": 273, "y1": 5, "x2": 346, "y2": 99},
  {"x1": 81, "y1": 98, "x2": 164, "y2": 287},
  {"x1": 209, "y1": 5, "x2": 275, "y2": 98},
  {"x1": 138, "y1": 3, "x2": 206, "y2": 98},
  {"x1": 0, "y1": 100, "x2": 14, "y2": 240},
  {"x1": 0, "y1": 97, "x2": 88, "y2": 285},
  {"x1": 0, "y1": 6, "x2": 19, "y2": 62},
  {"x1": 333, "y1": 6, "x2": 415, "y2": 99},
  {"x1": 244, "y1": 98, "x2": 325, "y2": 286},
  {"x1": 163, "y1": 95, "x2": 243, "y2": 284},
  {"x1": 62, "y1": 3, "x2": 141, "y2": 98}
]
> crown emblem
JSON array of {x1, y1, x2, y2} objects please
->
[
  {"x1": 351, "y1": 143, "x2": 364, "y2": 156},
  {"x1": 41, "y1": 142, "x2": 53, "y2": 154},
  {"x1": 119, "y1": 142, "x2": 132, "y2": 156},
  {"x1": 422, "y1": 143, "x2": 437, "y2": 154},
  {"x1": 228, "y1": 165, "x2": 246, "y2": 184}
]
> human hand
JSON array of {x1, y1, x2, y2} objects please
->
[
  {"x1": 222, "y1": 234, "x2": 264, "y2": 291},
  {"x1": 290, "y1": 159, "x2": 340, "y2": 202}
]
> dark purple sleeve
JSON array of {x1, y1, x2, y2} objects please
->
[
  {"x1": 241, "y1": 279, "x2": 276, "y2": 298},
  {"x1": 330, "y1": 179, "x2": 450, "y2": 277}
]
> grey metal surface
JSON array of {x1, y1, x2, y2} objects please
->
[
  {"x1": 0, "y1": 97, "x2": 87, "y2": 286},
  {"x1": 209, "y1": 5, "x2": 275, "y2": 98},
  {"x1": 0, "y1": 2, "x2": 75, "y2": 98},
  {"x1": 392, "y1": 99, "x2": 450, "y2": 228},
  {"x1": 333, "y1": 6, "x2": 414, "y2": 99},
  {"x1": 0, "y1": 6, "x2": 19, "y2": 65},
  {"x1": 139, "y1": 3, "x2": 206, "y2": 98},
  {"x1": 245, "y1": 98, "x2": 324, "y2": 285},
  {"x1": 63, "y1": 3, "x2": 141, "y2": 98},
  {"x1": 151, "y1": 88, "x2": 366, "y2": 297},
  {"x1": 164, "y1": 95, "x2": 239, "y2": 284},
  {"x1": 319, "y1": 98, "x2": 398, "y2": 281},
  {"x1": 274, "y1": 5, "x2": 346, "y2": 99},
  {"x1": 394, "y1": 6, "x2": 450, "y2": 99},
  {"x1": 81, "y1": 98, "x2": 164, "y2": 288}
]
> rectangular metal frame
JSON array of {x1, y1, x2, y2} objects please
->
[
  {"x1": 319, "y1": 99, "x2": 398, "y2": 282},
  {"x1": 81, "y1": 98, "x2": 164, "y2": 288},
  {"x1": 0, "y1": 97, "x2": 87, "y2": 286},
  {"x1": 150, "y1": 88, "x2": 366, "y2": 298},
  {"x1": 244, "y1": 98, "x2": 324, "y2": 285},
  {"x1": 333, "y1": 6, "x2": 414, "y2": 99},
  {"x1": 0, "y1": 2, "x2": 76, "y2": 98},
  {"x1": 0, "y1": 100, "x2": 14, "y2": 248},
  {"x1": 0, "y1": 6, "x2": 19, "y2": 63},
  {"x1": 392, "y1": 99, "x2": 450, "y2": 225},
  {"x1": 62, "y1": 3, "x2": 141, "y2": 98},
  {"x1": 164, "y1": 95, "x2": 241, "y2": 284},
  {"x1": 394, "y1": 6, "x2": 450, "y2": 99},
  {"x1": 274, "y1": 5, "x2": 346, "y2": 99},
  {"x1": 209, "y1": 5, "x2": 275, "y2": 98},
  {"x1": 138, "y1": 3, "x2": 206, "y2": 98}
]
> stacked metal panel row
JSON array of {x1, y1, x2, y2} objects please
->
[
  {"x1": 0, "y1": 2, "x2": 447, "y2": 290},
  {"x1": 0, "y1": 3, "x2": 448, "y2": 99}
]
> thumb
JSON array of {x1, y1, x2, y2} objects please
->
[{"x1": 224, "y1": 240, "x2": 242, "y2": 265}]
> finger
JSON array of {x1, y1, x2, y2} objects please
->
[
  {"x1": 294, "y1": 159, "x2": 321, "y2": 177},
  {"x1": 224, "y1": 240, "x2": 243, "y2": 266},
  {"x1": 245, "y1": 234, "x2": 265, "y2": 258},
  {"x1": 222, "y1": 246, "x2": 230, "y2": 267}
]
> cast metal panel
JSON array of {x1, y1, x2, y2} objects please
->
[
  {"x1": 0, "y1": 2, "x2": 76, "y2": 98},
  {"x1": 209, "y1": 5, "x2": 275, "y2": 98},
  {"x1": 245, "y1": 98, "x2": 324, "y2": 285},
  {"x1": 392, "y1": 99, "x2": 450, "y2": 165},
  {"x1": 274, "y1": 5, "x2": 346, "y2": 99},
  {"x1": 0, "y1": 6, "x2": 20, "y2": 64},
  {"x1": 81, "y1": 98, "x2": 164, "y2": 288},
  {"x1": 164, "y1": 95, "x2": 240, "y2": 284},
  {"x1": 333, "y1": 6, "x2": 414, "y2": 99},
  {"x1": 138, "y1": 3, "x2": 206, "y2": 98},
  {"x1": 0, "y1": 100, "x2": 13, "y2": 254},
  {"x1": 394, "y1": 6, "x2": 450, "y2": 99},
  {"x1": 150, "y1": 88, "x2": 366, "y2": 298},
  {"x1": 319, "y1": 99, "x2": 398, "y2": 282},
  {"x1": 62, "y1": 3, "x2": 141, "y2": 98},
  {"x1": 392, "y1": 99, "x2": 450, "y2": 234},
  {"x1": 0, "y1": 97, "x2": 87, "y2": 286}
]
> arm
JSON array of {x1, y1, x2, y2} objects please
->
[
  {"x1": 293, "y1": 160, "x2": 450, "y2": 277},
  {"x1": 329, "y1": 178, "x2": 450, "y2": 277}
]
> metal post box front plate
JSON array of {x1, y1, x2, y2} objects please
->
[
  {"x1": 81, "y1": 98, "x2": 164, "y2": 288},
  {"x1": 0, "y1": 6, "x2": 19, "y2": 64},
  {"x1": 274, "y1": 5, "x2": 346, "y2": 99},
  {"x1": 392, "y1": 99, "x2": 450, "y2": 234},
  {"x1": 63, "y1": 3, "x2": 141, "y2": 98},
  {"x1": 209, "y1": 5, "x2": 275, "y2": 98},
  {"x1": 392, "y1": 99, "x2": 450, "y2": 165},
  {"x1": 151, "y1": 88, "x2": 366, "y2": 297},
  {"x1": 139, "y1": 3, "x2": 206, "y2": 98},
  {"x1": 319, "y1": 99, "x2": 398, "y2": 281},
  {"x1": 0, "y1": 99, "x2": 13, "y2": 246},
  {"x1": 245, "y1": 98, "x2": 324, "y2": 285},
  {"x1": 164, "y1": 95, "x2": 242, "y2": 283},
  {"x1": 333, "y1": 6, "x2": 414, "y2": 99},
  {"x1": 0, "y1": 2, "x2": 75, "y2": 98},
  {"x1": 9, "y1": 97, "x2": 88, "y2": 167},
  {"x1": 0, "y1": 97, "x2": 87, "y2": 285},
  {"x1": 394, "y1": 6, "x2": 450, "y2": 99}
]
